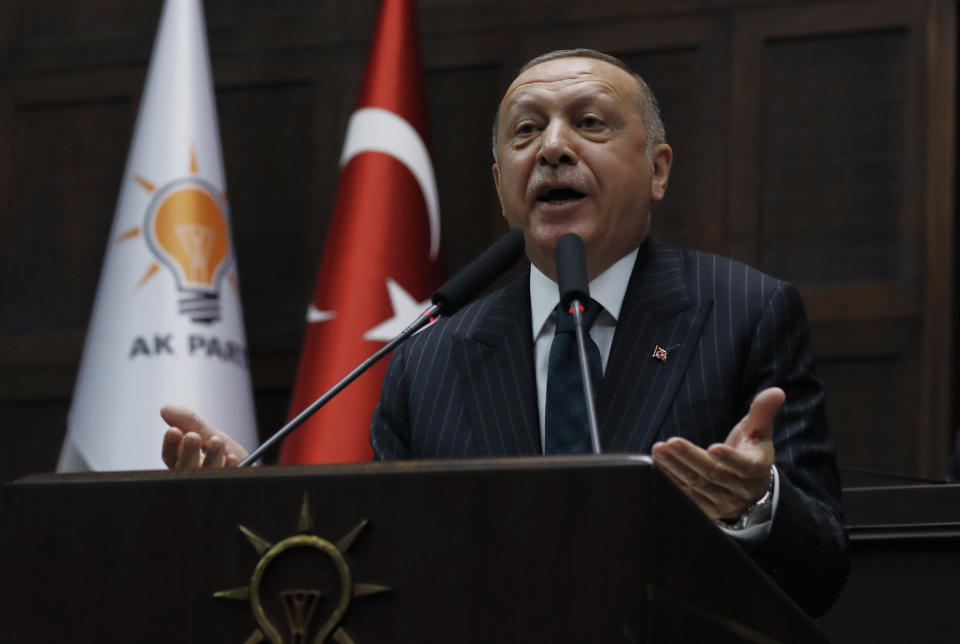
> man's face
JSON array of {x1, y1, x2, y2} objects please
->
[{"x1": 492, "y1": 57, "x2": 671, "y2": 279}]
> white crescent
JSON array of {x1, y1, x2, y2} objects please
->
[{"x1": 340, "y1": 107, "x2": 441, "y2": 260}]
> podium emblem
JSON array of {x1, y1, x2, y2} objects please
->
[{"x1": 215, "y1": 494, "x2": 391, "y2": 643}]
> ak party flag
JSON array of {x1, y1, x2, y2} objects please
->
[{"x1": 59, "y1": 0, "x2": 258, "y2": 471}]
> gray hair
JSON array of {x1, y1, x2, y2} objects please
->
[{"x1": 491, "y1": 48, "x2": 666, "y2": 160}]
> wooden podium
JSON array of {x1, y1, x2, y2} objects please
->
[{"x1": 0, "y1": 456, "x2": 825, "y2": 643}]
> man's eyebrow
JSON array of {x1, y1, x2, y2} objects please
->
[
  {"x1": 502, "y1": 95, "x2": 542, "y2": 116},
  {"x1": 565, "y1": 91, "x2": 618, "y2": 112}
]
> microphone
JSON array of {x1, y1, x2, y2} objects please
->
[
  {"x1": 556, "y1": 233, "x2": 590, "y2": 309},
  {"x1": 432, "y1": 227, "x2": 525, "y2": 314},
  {"x1": 239, "y1": 227, "x2": 526, "y2": 467},
  {"x1": 555, "y1": 233, "x2": 601, "y2": 454}
]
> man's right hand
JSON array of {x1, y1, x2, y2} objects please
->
[{"x1": 160, "y1": 404, "x2": 249, "y2": 469}]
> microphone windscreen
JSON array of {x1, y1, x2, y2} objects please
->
[
  {"x1": 432, "y1": 227, "x2": 525, "y2": 315},
  {"x1": 556, "y1": 233, "x2": 589, "y2": 307}
]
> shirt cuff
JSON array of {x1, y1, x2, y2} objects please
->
[{"x1": 718, "y1": 465, "x2": 780, "y2": 545}]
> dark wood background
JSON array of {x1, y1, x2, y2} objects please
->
[{"x1": 0, "y1": 0, "x2": 954, "y2": 485}]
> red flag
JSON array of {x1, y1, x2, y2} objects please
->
[{"x1": 279, "y1": 0, "x2": 441, "y2": 463}]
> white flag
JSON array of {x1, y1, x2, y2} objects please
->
[{"x1": 58, "y1": 0, "x2": 258, "y2": 471}]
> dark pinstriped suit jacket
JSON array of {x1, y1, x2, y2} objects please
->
[{"x1": 371, "y1": 237, "x2": 848, "y2": 616}]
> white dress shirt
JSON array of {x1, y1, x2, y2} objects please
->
[{"x1": 530, "y1": 249, "x2": 637, "y2": 442}]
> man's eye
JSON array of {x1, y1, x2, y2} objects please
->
[
  {"x1": 515, "y1": 123, "x2": 536, "y2": 135},
  {"x1": 581, "y1": 116, "x2": 604, "y2": 128}
]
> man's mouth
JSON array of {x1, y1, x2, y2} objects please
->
[{"x1": 536, "y1": 188, "x2": 586, "y2": 204}]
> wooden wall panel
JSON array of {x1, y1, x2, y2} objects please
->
[
  {"x1": 730, "y1": 0, "x2": 952, "y2": 480},
  {"x1": 760, "y1": 29, "x2": 913, "y2": 287},
  {"x1": 820, "y1": 357, "x2": 915, "y2": 477},
  {"x1": 425, "y1": 64, "x2": 506, "y2": 269},
  {"x1": 2, "y1": 99, "x2": 130, "y2": 336},
  {"x1": 219, "y1": 82, "x2": 317, "y2": 352},
  {"x1": 817, "y1": 318, "x2": 923, "y2": 486},
  {"x1": 754, "y1": 26, "x2": 922, "y2": 481},
  {"x1": 629, "y1": 47, "x2": 725, "y2": 253}
]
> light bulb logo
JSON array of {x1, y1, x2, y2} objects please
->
[
  {"x1": 118, "y1": 146, "x2": 235, "y2": 324},
  {"x1": 216, "y1": 494, "x2": 392, "y2": 643},
  {"x1": 145, "y1": 177, "x2": 232, "y2": 323}
]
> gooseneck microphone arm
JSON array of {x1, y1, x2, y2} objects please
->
[
  {"x1": 238, "y1": 227, "x2": 526, "y2": 467},
  {"x1": 555, "y1": 233, "x2": 602, "y2": 454},
  {"x1": 238, "y1": 304, "x2": 440, "y2": 467}
]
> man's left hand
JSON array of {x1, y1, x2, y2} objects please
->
[{"x1": 651, "y1": 387, "x2": 784, "y2": 520}]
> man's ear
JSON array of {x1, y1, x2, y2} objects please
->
[
  {"x1": 492, "y1": 162, "x2": 505, "y2": 214},
  {"x1": 650, "y1": 143, "x2": 673, "y2": 202}
]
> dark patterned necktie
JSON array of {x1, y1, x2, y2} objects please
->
[{"x1": 544, "y1": 299, "x2": 603, "y2": 454}]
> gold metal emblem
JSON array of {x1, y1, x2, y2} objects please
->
[{"x1": 215, "y1": 494, "x2": 391, "y2": 643}]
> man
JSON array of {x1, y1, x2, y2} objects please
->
[{"x1": 162, "y1": 49, "x2": 847, "y2": 615}]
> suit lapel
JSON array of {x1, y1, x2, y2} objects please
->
[
  {"x1": 598, "y1": 239, "x2": 712, "y2": 453},
  {"x1": 451, "y1": 272, "x2": 541, "y2": 456}
]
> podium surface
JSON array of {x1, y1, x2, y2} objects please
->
[{"x1": 0, "y1": 456, "x2": 823, "y2": 642}]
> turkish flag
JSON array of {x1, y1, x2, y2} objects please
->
[{"x1": 279, "y1": 0, "x2": 442, "y2": 463}]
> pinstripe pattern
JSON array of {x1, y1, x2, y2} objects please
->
[{"x1": 370, "y1": 237, "x2": 847, "y2": 615}]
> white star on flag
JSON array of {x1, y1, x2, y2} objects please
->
[
  {"x1": 363, "y1": 278, "x2": 431, "y2": 342},
  {"x1": 306, "y1": 304, "x2": 336, "y2": 324}
]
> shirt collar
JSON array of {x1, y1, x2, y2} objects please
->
[{"x1": 529, "y1": 247, "x2": 638, "y2": 339}]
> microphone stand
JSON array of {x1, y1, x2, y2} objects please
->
[
  {"x1": 555, "y1": 232, "x2": 602, "y2": 455},
  {"x1": 238, "y1": 303, "x2": 440, "y2": 467},
  {"x1": 568, "y1": 300, "x2": 602, "y2": 454}
]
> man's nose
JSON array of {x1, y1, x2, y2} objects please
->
[{"x1": 538, "y1": 121, "x2": 578, "y2": 166}]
